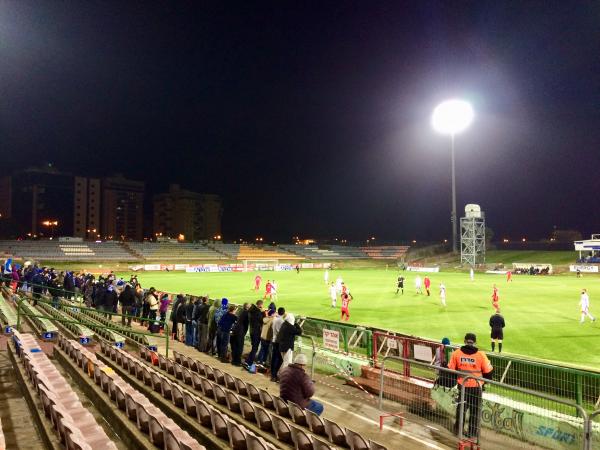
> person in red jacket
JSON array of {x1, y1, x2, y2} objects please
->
[{"x1": 279, "y1": 354, "x2": 323, "y2": 415}]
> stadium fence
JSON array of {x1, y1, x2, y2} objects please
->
[
  {"x1": 444, "y1": 346, "x2": 600, "y2": 414},
  {"x1": 379, "y1": 356, "x2": 591, "y2": 450}
]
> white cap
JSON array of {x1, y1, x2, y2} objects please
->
[{"x1": 294, "y1": 354, "x2": 308, "y2": 365}]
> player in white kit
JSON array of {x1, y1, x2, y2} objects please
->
[
  {"x1": 580, "y1": 289, "x2": 596, "y2": 323},
  {"x1": 335, "y1": 276, "x2": 343, "y2": 294},
  {"x1": 415, "y1": 275, "x2": 422, "y2": 294},
  {"x1": 470, "y1": 268, "x2": 474, "y2": 281},
  {"x1": 324, "y1": 269, "x2": 329, "y2": 285},
  {"x1": 329, "y1": 282, "x2": 337, "y2": 307},
  {"x1": 439, "y1": 283, "x2": 446, "y2": 307}
]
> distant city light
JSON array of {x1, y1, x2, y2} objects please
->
[
  {"x1": 503, "y1": 239, "x2": 509, "y2": 243},
  {"x1": 522, "y1": 238, "x2": 527, "y2": 242},
  {"x1": 412, "y1": 240, "x2": 417, "y2": 244},
  {"x1": 443, "y1": 239, "x2": 448, "y2": 243}
]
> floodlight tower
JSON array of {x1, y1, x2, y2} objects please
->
[
  {"x1": 460, "y1": 204, "x2": 486, "y2": 266},
  {"x1": 431, "y1": 99, "x2": 474, "y2": 253}
]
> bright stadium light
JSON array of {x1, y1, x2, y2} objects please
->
[
  {"x1": 431, "y1": 99, "x2": 474, "y2": 135},
  {"x1": 432, "y1": 99, "x2": 474, "y2": 253}
]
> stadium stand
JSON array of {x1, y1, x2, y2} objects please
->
[
  {"x1": 280, "y1": 245, "x2": 369, "y2": 260},
  {"x1": 12, "y1": 331, "x2": 119, "y2": 449},
  {"x1": 360, "y1": 246, "x2": 409, "y2": 260},
  {"x1": 210, "y1": 244, "x2": 302, "y2": 260},
  {"x1": 0, "y1": 240, "x2": 136, "y2": 261},
  {"x1": 59, "y1": 335, "x2": 206, "y2": 449},
  {"x1": 127, "y1": 344, "x2": 386, "y2": 449},
  {"x1": 126, "y1": 242, "x2": 226, "y2": 261}
]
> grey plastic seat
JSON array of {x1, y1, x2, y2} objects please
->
[
  {"x1": 272, "y1": 415, "x2": 292, "y2": 444},
  {"x1": 239, "y1": 396, "x2": 256, "y2": 422},
  {"x1": 345, "y1": 428, "x2": 369, "y2": 450},
  {"x1": 291, "y1": 426, "x2": 314, "y2": 450},
  {"x1": 288, "y1": 401, "x2": 307, "y2": 426},
  {"x1": 306, "y1": 409, "x2": 327, "y2": 437},
  {"x1": 226, "y1": 418, "x2": 247, "y2": 450}
]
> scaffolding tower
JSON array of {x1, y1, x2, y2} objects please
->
[{"x1": 460, "y1": 204, "x2": 485, "y2": 266}]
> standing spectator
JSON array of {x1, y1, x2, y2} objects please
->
[
  {"x1": 230, "y1": 303, "x2": 250, "y2": 366},
  {"x1": 194, "y1": 297, "x2": 209, "y2": 351},
  {"x1": 140, "y1": 289, "x2": 150, "y2": 326},
  {"x1": 279, "y1": 354, "x2": 323, "y2": 416},
  {"x1": 185, "y1": 297, "x2": 196, "y2": 346},
  {"x1": 104, "y1": 285, "x2": 117, "y2": 318},
  {"x1": 217, "y1": 305, "x2": 238, "y2": 361},
  {"x1": 206, "y1": 299, "x2": 220, "y2": 355},
  {"x1": 175, "y1": 296, "x2": 188, "y2": 341},
  {"x1": 256, "y1": 307, "x2": 275, "y2": 366},
  {"x1": 146, "y1": 288, "x2": 160, "y2": 333},
  {"x1": 213, "y1": 298, "x2": 229, "y2": 355},
  {"x1": 32, "y1": 270, "x2": 46, "y2": 306},
  {"x1": 448, "y1": 333, "x2": 493, "y2": 438},
  {"x1": 159, "y1": 293, "x2": 170, "y2": 330},
  {"x1": 270, "y1": 307, "x2": 285, "y2": 381},
  {"x1": 489, "y1": 310, "x2": 505, "y2": 352},
  {"x1": 170, "y1": 294, "x2": 185, "y2": 340},
  {"x1": 118, "y1": 284, "x2": 135, "y2": 327},
  {"x1": 277, "y1": 313, "x2": 302, "y2": 372},
  {"x1": 245, "y1": 300, "x2": 264, "y2": 367},
  {"x1": 134, "y1": 283, "x2": 144, "y2": 319},
  {"x1": 63, "y1": 272, "x2": 75, "y2": 300}
]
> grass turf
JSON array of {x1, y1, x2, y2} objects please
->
[{"x1": 124, "y1": 268, "x2": 600, "y2": 369}]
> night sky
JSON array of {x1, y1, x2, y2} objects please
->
[{"x1": 1, "y1": 2, "x2": 599, "y2": 242}]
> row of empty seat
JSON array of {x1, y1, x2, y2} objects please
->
[
  {"x1": 101, "y1": 341, "x2": 279, "y2": 450},
  {"x1": 126, "y1": 242, "x2": 226, "y2": 260},
  {"x1": 0, "y1": 240, "x2": 135, "y2": 261},
  {"x1": 359, "y1": 246, "x2": 409, "y2": 260},
  {"x1": 209, "y1": 244, "x2": 302, "y2": 260},
  {"x1": 136, "y1": 345, "x2": 386, "y2": 450},
  {"x1": 13, "y1": 331, "x2": 118, "y2": 450},
  {"x1": 59, "y1": 335, "x2": 204, "y2": 450}
]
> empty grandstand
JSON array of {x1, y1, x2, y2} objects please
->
[
  {"x1": 209, "y1": 243, "x2": 302, "y2": 260},
  {"x1": 0, "y1": 240, "x2": 137, "y2": 261},
  {"x1": 281, "y1": 245, "x2": 369, "y2": 259},
  {"x1": 126, "y1": 242, "x2": 226, "y2": 261},
  {"x1": 360, "y1": 245, "x2": 410, "y2": 260}
]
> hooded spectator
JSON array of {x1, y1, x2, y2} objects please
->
[
  {"x1": 170, "y1": 294, "x2": 185, "y2": 340},
  {"x1": 277, "y1": 313, "x2": 302, "y2": 371},
  {"x1": 118, "y1": 284, "x2": 136, "y2": 327},
  {"x1": 230, "y1": 303, "x2": 250, "y2": 366},
  {"x1": 245, "y1": 300, "x2": 264, "y2": 367}
]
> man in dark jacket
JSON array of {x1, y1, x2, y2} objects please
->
[
  {"x1": 103, "y1": 285, "x2": 117, "y2": 318},
  {"x1": 194, "y1": 297, "x2": 209, "y2": 351},
  {"x1": 244, "y1": 300, "x2": 264, "y2": 367},
  {"x1": 489, "y1": 310, "x2": 505, "y2": 352},
  {"x1": 185, "y1": 297, "x2": 196, "y2": 346},
  {"x1": 279, "y1": 353, "x2": 323, "y2": 415},
  {"x1": 230, "y1": 303, "x2": 250, "y2": 366},
  {"x1": 170, "y1": 294, "x2": 185, "y2": 340},
  {"x1": 217, "y1": 305, "x2": 238, "y2": 362},
  {"x1": 175, "y1": 296, "x2": 188, "y2": 342},
  {"x1": 277, "y1": 313, "x2": 302, "y2": 371},
  {"x1": 118, "y1": 284, "x2": 136, "y2": 326}
]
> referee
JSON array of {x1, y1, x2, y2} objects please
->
[{"x1": 489, "y1": 310, "x2": 505, "y2": 352}]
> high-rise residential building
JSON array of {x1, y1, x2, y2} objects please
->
[
  {"x1": 73, "y1": 176, "x2": 101, "y2": 238},
  {"x1": 154, "y1": 184, "x2": 222, "y2": 241},
  {"x1": 102, "y1": 175, "x2": 144, "y2": 241},
  {"x1": 0, "y1": 167, "x2": 75, "y2": 237}
]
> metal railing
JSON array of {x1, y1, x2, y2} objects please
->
[
  {"x1": 378, "y1": 355, "x2": 590, "y2": 450},
  {"x1": 13, "y1": 295, "x2": 171, "y2": 357}
]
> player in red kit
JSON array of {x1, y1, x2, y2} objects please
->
[
  {"x1": 254, "y1": 274, "x2": 262, "y2": 291},
  {"x1": 491, "y1": 284, "x2": 500, "y2": 312},
  {"x1": 264, "y1": 280, "x2": 273, "y2": 300},
  {"x1": 424, "y1": 276, "x2": 431, "y2": 296},
  {"x1": 506, "y1": 271, "x2": 512, "y2": 283},
  {"x1": 340, "y1": 292, "x2": 353, "y2": 321}
]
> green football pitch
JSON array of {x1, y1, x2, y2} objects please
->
[{"x1": 125, "y1": 268, "x2": 600, "y2": 369}]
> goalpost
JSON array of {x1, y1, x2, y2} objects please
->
[{"x1": 242, "y1": 259, "x2": 279, "y2": 272}]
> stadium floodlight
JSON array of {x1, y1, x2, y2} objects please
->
[
  {"x1": 431, "y1": 99, "x2": 474, "y2": 254},
  {"x1": 431, "y1": 99, "x2": 474, "y2": 135}
]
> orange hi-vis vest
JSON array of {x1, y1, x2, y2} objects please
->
[{"x1": 448, "y1": 347, "x2": 493, "y2": 388}]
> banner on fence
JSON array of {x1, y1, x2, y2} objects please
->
[
  {"x1": 486, "y1": 270, "x2": 508, "y2": 274},
  {"x1": 570, "y1": 265, "x2": 599, "y2": 273},
  {"x1": 431, "y1": 387, "x2": 584, "y2": 450},
  {"x1": 323, "y1": 329, "x2": 340, "y2": 351},
  {"x1": 406, "y1": 266, "x2": 440, "y2": 273},
  {"x1": 144, "y1": 264, "x2": 161, "y2": 271}
]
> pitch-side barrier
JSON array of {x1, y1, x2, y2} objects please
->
[{"x1": 378, "y1": 356, "x2": 592, "y2": 450}]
